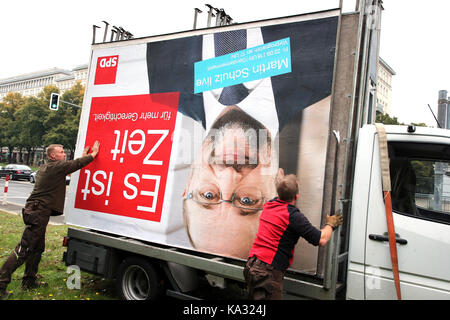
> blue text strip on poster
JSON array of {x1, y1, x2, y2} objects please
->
[{"x1": 194, "y1": 37, "x2": 291, "y2": 94}]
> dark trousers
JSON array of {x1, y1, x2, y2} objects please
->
[
  {"x1": 0, "y1": 201, "x2": 51, "y2": 290},
  {"x1": 243, "y1": 256, "x2": 285, "y2": 300}
]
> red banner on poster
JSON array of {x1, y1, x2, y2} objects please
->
[{"x1": 74, "y1": 93, "x2": 179, "y2": 222}]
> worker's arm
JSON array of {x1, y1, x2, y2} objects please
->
[
  {"x1": 318, "y1": 214, "x2": 343, "y2": 247},
  {"x1": 58, "y1": 141, "x2": 101, "y2": 175},
  {"x1": 319, "y1": 225, "x2": 333, "y2": 246}
]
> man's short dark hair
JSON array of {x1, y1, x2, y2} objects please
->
[
  {"x1": 206, "y1": 107, "x2": 272, "y2": 167},
  {"x1": 276, "y1": 174, "x2": 299, "y2": 202}
]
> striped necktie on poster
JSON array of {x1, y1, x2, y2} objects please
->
[{"x1": 214, "y1": 29, "x2": 250, "y2": 106}]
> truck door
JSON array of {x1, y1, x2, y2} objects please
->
[{"x1": 365, "y1": 140, "x2": 450, "y2": 299}]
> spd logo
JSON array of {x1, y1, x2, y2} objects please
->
[{"x1": 94, "y1": 55, "x2": 119, "y2": 85}]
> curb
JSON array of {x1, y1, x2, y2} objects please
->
[{"x1": 0, "y1": 202, "x2": 64, "y2": 226}]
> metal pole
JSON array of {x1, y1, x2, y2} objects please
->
[
  {"x1": 193, "y1": 8, "x2": 202, "y2": 29},
  {"x1": 125, "y1": 32, "x2": 133, "y2": 40},
  {"x1": 354, "y1": 0, "x2": 370, "y2": 128},
  {"x1": 323, "y1": 131, "x2": 341, "y2": 291},
  {"x1": 215, "y1": 8, "x2": 221, "y2": 26},
  {"x1": 447, "y1": 94, "x2": 450, "y2": 129},
  {"x1": 110, "y1": 29, "x2": 116, "y2": 42},
  {"x1": 220, "y1": 11, "x2": 227, "y2": 26},
  {"x1": 2, "y1": 174, "x2": 10, "y2": 206},
  {"x1": 112, "y1": 26, "x2": 120, "y2": 41},
  {"x1": 92, "y1": 25, "x2": 100, "y2": 44},
  {"x1": 205, "y1": 4, "x2": 215, "y2": 28},
  {"x1": 438, "y1": 90, "x2": 448, "y2": 129},
  {"x1": 61, "y1": 100, "x2": 82, "y2": 109},
  {"x1": 102, "y1": 21, "x2": 110, "y2": 43},
  {"x1": 434, "y1": 89, "x2": 446, "y2": 212},
  {"x1": 119, "y1": 27, "x2": 125, "y2": 40},
  {"x1": 215, "y1": 9, "x2": 225, "y2": 26},
  {"x1": 427, "y1": 104, "x2": 441, "y2": 128},
  {"x1": 434, "y1": 162, "x2": 443, "y2": 212}
]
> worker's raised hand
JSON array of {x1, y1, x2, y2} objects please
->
[
  {"x1": 82, "y1": 146, "x2": 90, "y2": 157},
  {"x1": 82, "y1": 141, "x2": 100, "y2": 158},
  {"x1": 326, "y1": 214, "x2": 343, "y2": 230},
  {"x1": 91, "y1": 141, "x2": 100, "y2": 158}
]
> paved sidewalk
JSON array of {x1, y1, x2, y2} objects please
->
[
  {"x1": 0, "y1": 201, "x2": 22, "y2": 215},
  {"x1": 0, "y1": 201, "x2": 65, "y2": 225}
]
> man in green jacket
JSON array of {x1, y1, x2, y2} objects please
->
[{"x1": 0, "y1": 141, "x2": 100, "y2": 299}]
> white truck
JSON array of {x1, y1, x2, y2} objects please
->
[{"x1": 62, "y1": 3, "x2": 450, "y2": 300}]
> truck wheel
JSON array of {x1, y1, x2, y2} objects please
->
[{"x1": 116, "y1": 257, "x2": 161, "y2": 300}]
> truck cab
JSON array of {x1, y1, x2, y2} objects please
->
[{"x1": 347, "y1": 124, "x2": 450, "y2": 299}]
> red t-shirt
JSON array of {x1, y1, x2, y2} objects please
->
[{"x1": 249, "y1": 198, "x2": 321, "y2": 271}]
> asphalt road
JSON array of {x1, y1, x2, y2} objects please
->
[{"x1": 0, "y1": 178, "x2": 65, "y2": 225}]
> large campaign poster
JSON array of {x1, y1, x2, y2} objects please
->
[{"x1": 65, "y1": 10, "x2": 339, "y2": 274}]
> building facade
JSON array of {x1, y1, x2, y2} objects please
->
[
  {"x1": 376, "y1": 57, "x2": 396, "y2": 115},
  {"x1": 0, "y1": 64, "x2": 88, "y2": 101}
]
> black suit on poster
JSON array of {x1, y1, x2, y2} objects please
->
[{"x1": 146, "y1": 16, "x2": 338, "y2": 173}]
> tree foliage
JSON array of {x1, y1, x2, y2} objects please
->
[
  {"x1": 376, "y1": 112, "x2": 428, "y2": 127},
  {"x1": 0, "y1": 92, "x2": 25, "y2": 162},
  {"x1": 0, "y1": 82, "x2": 84, "y2": 164},
  {"x1": 15, "y1": 96, "x2": 48, "y2": 164},
  {"x1": 376, "y1": 112, "x2": 401, "y2": 125}
]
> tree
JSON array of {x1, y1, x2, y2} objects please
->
[
  {"x1": 376, "y1": 112, "x2": 401, "y2": 125},
  {"x1": 0, "y1": 82, "x2": 85, "y2": 164},
  {"x1": 14, "y1": 96, "x2": 48, "y2": 165},
  {"x1": 0, "y1": 101, "x2": 7, "y2": 162},
  {"x1": 376, "y1": 112, "x2": 428, "y2": 127},
  {"x1": 411, "y1": 160, "x2": 434, "y2": 194},
  {"x1": 0, "y1": 92, "x2": 26, "y2": 163},
  {"x1": 61, "y1": 81, "x2": 84, "y2": 109}
]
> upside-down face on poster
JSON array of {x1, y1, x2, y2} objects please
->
[{"x1": 65, "y1": 10, "x2": 339, "y2": 273}]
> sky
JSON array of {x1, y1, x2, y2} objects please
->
[{"x1": 1, "y1": 0, "x2": 449, "y2": 127}]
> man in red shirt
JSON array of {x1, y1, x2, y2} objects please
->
[{"x1": 244, "y1": 174, "x2": 343, "y2": 300}]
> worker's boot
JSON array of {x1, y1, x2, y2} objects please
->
[
  {"x1": 21, "y1": 250, "x2": 46, "y2": 291},
  {"x1": 21, "y1": 278, "x2": 48, "y2": 290}
]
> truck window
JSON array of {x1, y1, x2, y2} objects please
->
[{"x1": 388, "y1": 142, "x2": 450, "y2": 225}]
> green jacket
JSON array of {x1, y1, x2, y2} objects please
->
[{"x1": 27, "y1": 155, "x2": 94, "y2": 215}]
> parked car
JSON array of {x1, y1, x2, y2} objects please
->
[
  {"x1": 29, "y1": 171, "x2": 36, "y2": 183},
  {"x1": 29, "y1": 171, "x2": 70, "y2": 185},
  {"x1": 0, "y1": 164, "x2": 33, "y2": 180}
]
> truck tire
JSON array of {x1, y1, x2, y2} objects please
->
[{"x1": 116, "y1": 257, "x2": 161, "y2": 300}]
